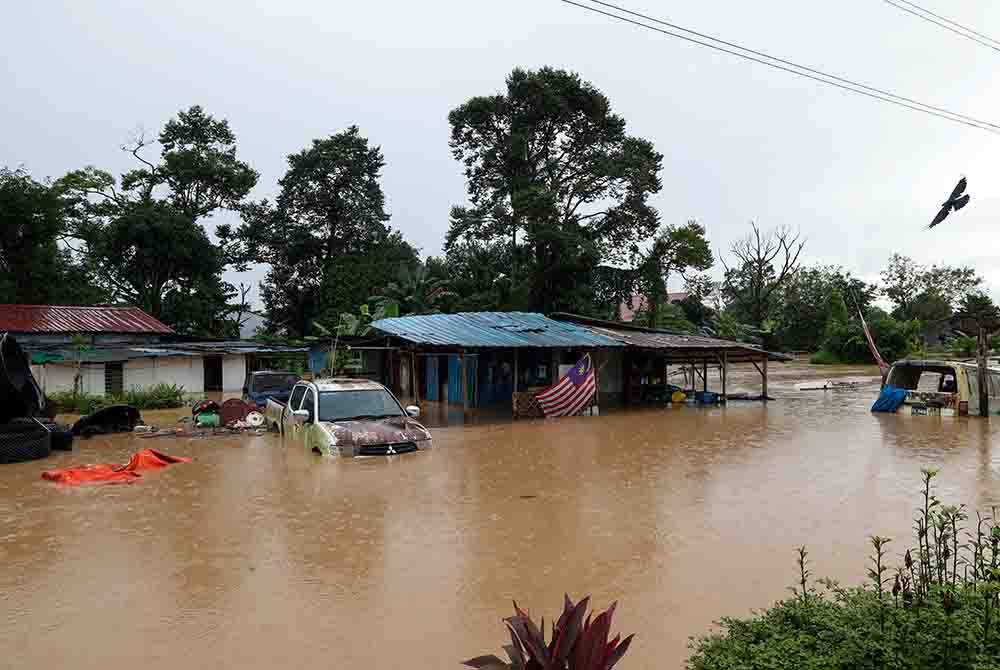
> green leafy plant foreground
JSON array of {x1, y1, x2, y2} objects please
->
[
  {"x1": 688, "y1": 470, "x2": 1000, "y2": 669},
  {"x1": 49, "y1": 383, "x2": 188, "y2": 414}
]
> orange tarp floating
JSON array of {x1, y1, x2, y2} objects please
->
[{"x1": 41, "y1": 448, "x2": 192, "y2": 486}]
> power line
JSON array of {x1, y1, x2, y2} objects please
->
[
  {"x1": 881, "y1": 0, "x2": 1000, "y2": 52},
  {"x1": 560, "y1": 0, "x2": 1000, "y2": 135},
  {"x1": 582, "y1": 0, "x2": 1000, "y2": 130}
]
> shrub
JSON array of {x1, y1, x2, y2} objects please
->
[
  {"x1": 817, "y1": 308, "x2": 921, "y2": 365},
  {"x1": 465, "y1": 595, "x2": 633, "y2": 670},
  {"x1": 949, "y1": 334, "x2": 978, "y2": 358},
  {"x1": 49, "y1": 383, "x2": 188, "y2": 414},
  {"x1": 808, "y1": 349, "x2": 841, "y2": 365},
  {"x1": 688, "y1": 470, "x2": 1000, "y2": 669}
]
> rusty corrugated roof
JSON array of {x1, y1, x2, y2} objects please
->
[{"x1": 0, "y1": 305, "x2": 174, "y2": 334}]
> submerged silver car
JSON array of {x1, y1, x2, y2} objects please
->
[{"x1": 267, "y1": 378, "x2": 431, "y2": 457}]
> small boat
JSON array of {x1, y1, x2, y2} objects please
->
[{"x1": 797, "y1": 379, "x2": 877, "y2": 391}]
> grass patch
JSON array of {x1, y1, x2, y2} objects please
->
[{"x1": 808, "y1": 349, "x2": 842, "y2": 365}]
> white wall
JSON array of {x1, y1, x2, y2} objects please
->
[
  {"x1": 123, "y1": 356, "x2": 204, "y2": 394},
  {"x1": 222, "y1": 355, "x2": 246, "y2": 392},
  {"x1": 36, "y1": 354, "x2": 245, "y2": 396},
  {"x1": 37, "y1": 363, "x2": 106, "y2": 395}
]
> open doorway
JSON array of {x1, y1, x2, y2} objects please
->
[{"x1": 203, "y1": 356, "x2": 223, "y2": 392}]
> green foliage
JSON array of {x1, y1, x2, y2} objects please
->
[
  {"x1": 949, "y1": 334, "x2": 978, "y2": 358},
  {"x1": 49, "y1": 383, "x2": 188, "y2": 414},
  {"x1": 816, "y1": 308, "x2": 920, "y2": 365},
  {"x1": 710, "y1": 311, "x2": 754, "y2": 342},
  {"x1": 374, "y1": 264, "x2": 456, "y2": 315},
  {"x1": 957, "y1": 293, "x2": 1000, "y2": 334},
  {"x1": 448, "y1": 67, "x2": 664, "y2": 314},
  {"x1": 465, "y1": 595, "x2": 633, "y2": 670},
  {"x1": 439, "y1": 239, "x2": 527, "y2": 312},
  {"x1": 775, "y1": 266, "x2": 876, "y2": 351},
  {"x1": 631, "y1": 221, "x2": 713, "y2": 328},
  {"x1": 240, "y1": 127, "x2": 419, "y2": 337},
  {"x1": 633, "y1": 301, "x2": 696, "y2": 332},
  {"x1": 881, "y1": 253, "x2": 981, "y2": 321},
  {"x1": 58, "y1": 105, "x2": 256, "y2": 336},
  {"x1": 689, "y1": 470, "x2": 1000, "y2": 670},
  {"x1": 808, "y1": 349, "x2": 842, "y2": 365},
  {"x1": 0, "y1": 167, "x2": 105, "y2": 305}
]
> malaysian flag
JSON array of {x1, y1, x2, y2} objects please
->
[{"x1": 535, "y1": 354, "x2": 596, "y2": 417}]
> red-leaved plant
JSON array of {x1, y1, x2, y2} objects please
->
[{"x1": 464, "y1": 595, "x2": 634, "y2": 670}]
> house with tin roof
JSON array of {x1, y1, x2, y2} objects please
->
[{"x1": 0, "y1": 305, "x2": 305, "y2": 397}]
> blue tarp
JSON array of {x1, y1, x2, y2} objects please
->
[{"x1": 872, "y1": 385, "x2": 907, "y2": 413}]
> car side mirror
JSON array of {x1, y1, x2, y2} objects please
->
[
  {"x1": 292, "y1": 409, "x2": 311, "y2": 424},
  {"x1": 405, "y1": 405, "x2": 420, "y2": 418}
]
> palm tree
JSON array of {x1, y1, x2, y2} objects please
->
[{"x1": 375, "y1": 265, "x2": 456, "y2": 315}]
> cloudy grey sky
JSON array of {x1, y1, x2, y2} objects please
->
[{"x1": 5, "y1": 0, "x2": 1000, "y2": 306}]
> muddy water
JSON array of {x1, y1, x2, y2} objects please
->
[{"x1": 4, "y1": 365, "x2": 1000, "y2": 669}]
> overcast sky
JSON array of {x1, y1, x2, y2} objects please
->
[{"x1": 5, "y1": 0, "x2": 1000, "y2": 307}]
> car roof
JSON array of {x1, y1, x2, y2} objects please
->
[{"x1": 303, "y1": 377, "x2": 388, "y2": 392}]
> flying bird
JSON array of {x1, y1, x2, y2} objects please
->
[{"x1": 929, "y1": 177, "x2": 971, "y2": 228}]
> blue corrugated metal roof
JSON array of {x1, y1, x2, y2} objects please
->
[{"x1": 371, "y1": 312, "x2": 624, "y2": 349}]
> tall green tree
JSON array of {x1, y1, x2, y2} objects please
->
[
  {"x1": 58, "y1": 106, "x2": 257, "y2": 335},
  {"x1": 632, "y1": 221, "x2": 713, "y2": 328},
  {"x1": 447, "y1": 67, "x2": 663, "y2": 313},
  {"x1": 774, "y1": 266, "x2": 876, "y2": 352},
  {"x1": 0, "y1": 168, "x2": 103, "y2": 305},
  {"x1": 880, "y1": 253, "x2": 981, "y2": 320},
  {"x1": 240, "y1": 127, "x2": 418, "y2": 337}
]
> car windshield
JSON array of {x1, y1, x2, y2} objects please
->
[
  {"x1": 318, "y1": 389, "x2": 403, "y2": 422},
  {"x1": 252, "y1": 373, "x2": 298, "y2": 392}
]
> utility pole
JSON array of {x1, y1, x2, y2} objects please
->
[{"x1": 979, "y1": 324, "x2": 990, "y2": 418}]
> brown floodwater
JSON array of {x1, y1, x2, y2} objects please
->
[{"x1": 4, "y1": 363, "x2": 1000, "y2": 669}]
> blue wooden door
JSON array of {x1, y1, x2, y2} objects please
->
[{"x1": 425, "y1": 357, "x2": 439, "y2": 401}]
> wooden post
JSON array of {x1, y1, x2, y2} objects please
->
[
  {"x1": 410, "y1": 350, "x2": 419, "y2": 404},
  {"x1": 513, "y1": 349, "x2": 519, "y2": 392},
  {"x1": 979, "y1": 326, "x2": 989, "y2": 417},
  {"x1": 593, "y1": 351, "x2": 600, "y2": 414},
  {"x1": 702, "y1": 361, "x2": 708, "y2": 393},
  {"x1": 461, "y1": 352, "x2": 468, "y2": 412},
  {"x1": 762, "y1": 355, "x2": 769, "y2": 400},
  {"x1": 722, "y1": 352, "x2": 728, "y2": 402}
]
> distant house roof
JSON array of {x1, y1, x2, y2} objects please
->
[
  {"x1": 0, "y1": 305, "x2": 173, "y2": 335},
  {"x1": 371, "y1": 312, "x2": 623, "y2": 349},
  {"x1": 551, "y1": 313, "x2": 792, "y2": 363},
  {"x1": 619, "y1": 292, "x2": 690, "y2": 322}
]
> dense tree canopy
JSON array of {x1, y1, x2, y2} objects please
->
[
  {"x1": 239, "y1": 127, "x2": 419, "y2": 337},
  {"x1": 881, "y1": 253, "x2": 981, "y2": 321},
  {"x1": 0, "y1": 168, "x2": 103, "y2": 305},
  {"x1": 447, "y1": 67, "x2": 663, "y2": 313},
  {"x1": 774, "y1": 266, "x2": 876, "y2": 352},
  {"x1": 58, "y1": 105, "x2": 257, "y2": 336}
]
